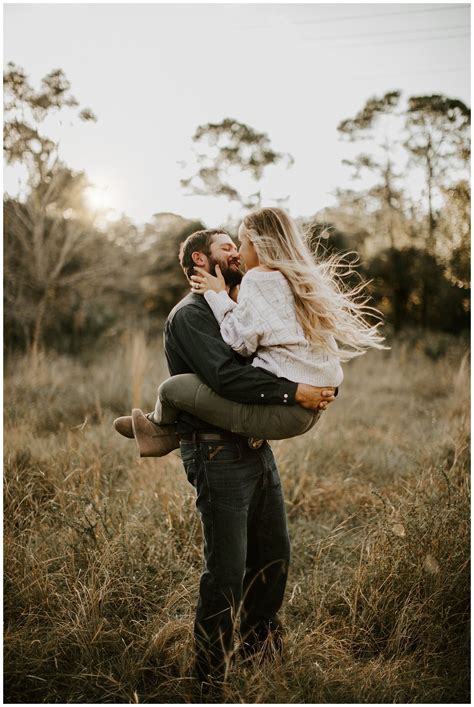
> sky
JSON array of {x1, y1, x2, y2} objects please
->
[{"x1": 3, "y1": 2, "x2": 471, "y2": 228}]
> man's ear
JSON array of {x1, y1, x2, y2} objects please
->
[{"x1": 191, "y1": 251, "x2": 207, "y2": 268}]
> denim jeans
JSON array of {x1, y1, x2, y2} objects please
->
[{"x1": 180, "y1": 438, "x2": 291, "y2": 682}]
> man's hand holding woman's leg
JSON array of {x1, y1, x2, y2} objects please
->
[{"x1": 295, "y1": 384, "x2": 337, "y2": 412}]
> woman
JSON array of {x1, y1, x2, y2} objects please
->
[{"x1": 118, "y1": 207, "x2": 385, "y2": 456}]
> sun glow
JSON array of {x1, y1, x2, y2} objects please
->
[{"x1": 84, "y1": 185, "x2": 118, "y2": 220}]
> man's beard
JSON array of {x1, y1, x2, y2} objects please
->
[{"x1": 209, "y1": 255, "x2": 243, "y2": 288}]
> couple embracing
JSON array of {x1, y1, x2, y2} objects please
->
[{"x1": 114, "y1": 207, "x2": 385, "y2": 693}]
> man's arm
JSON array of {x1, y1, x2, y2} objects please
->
[{"x1": 168, "y1": 303, "x2": 298, "y2": 405}]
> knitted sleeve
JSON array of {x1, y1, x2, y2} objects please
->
[{"x1": 203, "y1": 278, "x2": 265, "y2": 357}]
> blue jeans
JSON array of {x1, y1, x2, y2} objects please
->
[{"x1": 180, "y1": 438, "x2": 291, "y2": 682}]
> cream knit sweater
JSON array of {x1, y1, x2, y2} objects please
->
[{"x1": 204, "y1": 269, "x2": 344, "y2": 387}]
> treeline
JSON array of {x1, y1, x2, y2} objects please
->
[
  {"x1": 4, "y1": 189, "x2": 203, "y2": 354},
  {"x1": 319, "y1": 91, "x2": 470, "y2": 335},
  {"x1": 3, "y1": 65, "x2": 470, "y2": 356}
]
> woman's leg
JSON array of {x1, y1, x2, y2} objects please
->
[{"x1": 155, "y1": 373, "x2": 319, "y2": 440}]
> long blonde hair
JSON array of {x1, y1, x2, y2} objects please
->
[{"x1": 242, "y1": 207, "x2": 386, "y2": 361}]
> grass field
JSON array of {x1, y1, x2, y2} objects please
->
[{"x1": 4, "y1": 332, "x2": 470, "y2": 703}]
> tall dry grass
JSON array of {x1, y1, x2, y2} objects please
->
[{"x1": 4, "y1": 332, "x2": 470, "y2": 703}]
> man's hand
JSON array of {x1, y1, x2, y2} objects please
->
[{"x1": 295, "y1": 384, "x2": 337, "y2": 411}]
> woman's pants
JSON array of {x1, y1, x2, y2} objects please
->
[{"x1": 154, "y1": 373, "x2": 320, "y2": 439}]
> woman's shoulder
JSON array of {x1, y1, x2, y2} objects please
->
[
  {"x1": 240, "y1": 269, "x2": 292, "y2": 308},
  {"x1": 243, "y1": 268, "x2": 290, "y2": 294},
  {"x1": 244, "y1": 267, "x2": 287, "y2": 281},
  {"x1": 253, "y1": 265, "x2": 277, "y2": 273}
]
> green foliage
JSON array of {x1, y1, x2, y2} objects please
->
[
  {"x1": 3, "y1": 171, "x2": 143, "y2": 354},
  {"x1": 4, "y1": 66, "x2": 470, "y2": 353},
  {"x1": 332, "y1": 90, "x2": 471, "y2": 333},
  {"x1": 406, "y1": 94, "x2": 470, "y2": 128},
  {"x1": 4, "y1": 62, "x2": 96, "y2": 183},
  {"x1": 338, "y1": 91, "x2": 405, "y2": 253},
  {"x1": 3, "y1": 63, "x2": 147, "y2": 355},
  {"x1": 368, "y1": 247, "x2": 469, "y2": 333},
  {"x1": 405, "y1": 94, "x2": 470, "y2": 247},
  {"x1": 338, "y1": 90, "x2": 401, "y2": 137},
  {"x1": 139, "y1": 213, "x2": 205, "y2": 319},
  {"x1": 181, "y1": 118, "x2": 293, "y2": 208}
]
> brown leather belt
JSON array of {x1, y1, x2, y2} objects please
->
[
  {"x1": 180, "y1": 432, "x2": 264, "y2": 449},
  {"x1": 181, "y1": 431, "x2": 245, "y2": 443}
]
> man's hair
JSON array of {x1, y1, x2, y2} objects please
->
[{"x1": 179, "y1": 228, "x2": 229, "y2": 281}]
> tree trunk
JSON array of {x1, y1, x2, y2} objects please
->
[
  {"x1": 31, "y1": 292, "x2": 48, "y2": 361},
  {"x1": 423, "y1": 145, "x2": 435, "y2": 329},
  {"x1": 384, "y1": 158, "x2": 396, "y2": 250}
]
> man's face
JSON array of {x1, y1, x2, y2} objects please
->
[{"x1": 207, "y1": 233, "x2": 243, "y2": 287}]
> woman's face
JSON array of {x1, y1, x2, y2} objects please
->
[{"x1": 238, "y1": 223, "x2": 259, "y2": 270}]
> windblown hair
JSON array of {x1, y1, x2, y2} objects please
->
[
  {"x1": 179, "y1": 229, "x2": 229, "y2": 281},
  {"x1": 242, "y1": 207, "x2": 386, "y2": 361}
]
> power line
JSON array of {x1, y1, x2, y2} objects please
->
[
  {"x1": 301, "y1": 24, "x2": 469, "y2": 42},
  {"x1": 293, "y1": 4, "x2": 469, "y2": 26},
  {"x1": 326, "y1": 32, "x2": 469, "y2": 50},
  {"x1": 352, "y1": 66, "x2": 470, "y2": 81},
  {"x1": 241, "y1": 5, "x2": 469, "y2": 30}
]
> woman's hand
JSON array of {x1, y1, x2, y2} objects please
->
[{"x1": 190, "y1": 265, "x2": 226, "y2": 295}]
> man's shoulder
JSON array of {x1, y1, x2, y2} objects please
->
[{"x1": 167, "y1": 292, "x2": 210, "y2": 326}]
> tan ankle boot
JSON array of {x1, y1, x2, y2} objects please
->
[
  {"x1": 113, "y1": 415, "x2": 134, "y2": 438},
  {"x1": 131, "y1": 408, "x2": 179, "y2": 457}
]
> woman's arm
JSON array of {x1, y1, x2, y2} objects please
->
[
  {"x1": 204, "y1": 284, "x2": 264, "y2": 357},
  {"x1": 190, "y1": 266, "x2": 264, "y2": 356}
]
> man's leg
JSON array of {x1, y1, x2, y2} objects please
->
[
  {"x1": 193, "y1": 504, "x2": 247, "y2": 684},
  {"x1": 240, "y1": 444, "x2": 291, "y2": 655},
  {"x1": 184, "y1": 440, "x2": 263, "y2": 683}
]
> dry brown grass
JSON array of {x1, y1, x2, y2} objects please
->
[{"x1": 4, "y1": 332, "x2": 470, "y2": 703}]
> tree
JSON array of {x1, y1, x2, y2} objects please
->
[
  {"x1": 3, "y1": 64, "x2": 139, "y2": 354},
  {"x1": 338, "y1": 91, "x2": 407, "y2": 250},
  {"x1": 336, "y1": 90, "x2": 471, "y2": 331},
  {"x1": 437, "y1": 180, "x2": 470, "y2": 291},
  {"x1": 4, "y1": 62, "x2": 96, "y2": 186},
  {"x1": 402, "y1": 95, "x2": 470, "y2": 327},
  {"x1": 181, "y1": 118, "x2": 293, "y2": 209},
  {"x1": 4, "y1": 167, "x2": 137, "y2": 354},
  {"x1": 318, "y1": 188, "x2": 380, "y2": 261},
  {"x1": 139, "y1": 213, "x2": 205, "y2": 319},
  {"x1": 404, "y1": 95, "x2": 470, "y2": 251}
]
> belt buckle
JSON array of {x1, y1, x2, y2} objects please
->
[{"x1": 248, "y1": 437, "x2": 264, "y2": 450}]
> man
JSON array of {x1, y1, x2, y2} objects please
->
[{"x1": 117, "y1": 228, "x2": 335, "y2": 690}]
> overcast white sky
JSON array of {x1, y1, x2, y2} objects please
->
[{"x1": 3, "y1": 2, "x2": 471, "y2": 227}]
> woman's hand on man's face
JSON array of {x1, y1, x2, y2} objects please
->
[{"x1": 191, "y1": 265, "x2": 226, "y2": 294}]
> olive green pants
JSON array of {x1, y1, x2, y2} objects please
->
[{"x1": 154, "y1": 373, "x2": 320, "y2": 440}]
